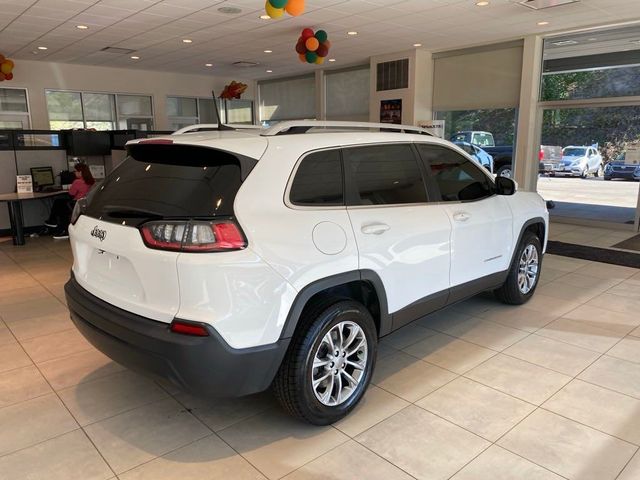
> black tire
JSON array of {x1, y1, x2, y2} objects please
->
[
  {"x1": 497, "y1": 165, "x2": 512, "y2": 178},
  {"x1": 273, "y1": 299, "x2": 377, "y2": 425},
  {"x1": 494, "y1": 231, "x2": 542, "y2": 305}
]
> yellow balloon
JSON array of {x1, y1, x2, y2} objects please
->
[
  {"x1": 265, "y1": 1, "x2": 284, "y2": 18},
  {"x1": 0, "y1": 62, "x2": 13, "y2": 75},
  {"x1": 315, "y1": 55, "x2": 325, "y2": 65}
]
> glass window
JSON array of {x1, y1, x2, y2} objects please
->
[
  {"x1": 0, "y1": 88, "x2": 28, "y2": 113},
  {"x1": 417, "y1": 144, "x2": 493, "y2": 202},
  {"x1": 259, "y1": 75, "x2": 315, "y2": 122},
  {"x1": 117, "y1": 94, "x2": 154, "y2": 130},
  {"x1": 198, "y1": 98, "x2": 221, "y2": 124},
  {"x1": 46, "y1": 91, "x2": 84, "y2": 130},
  {"x1": 83, "y1": 93, "x2": 116, "y2": 130},
  {"x1": 326, "y1": 66, "x2": 370, "y2": 121},
  {"x1": 344, "y1": 144, "x2": 427, "y2": 206},
  {"x1": 167, "y1": 97, "x2": 197, "y2": 117},
  {"x1": 290, "y1": 150, "x2": 343, "y2": 206},
  {"x1": 225, "y1": 99, "x2": 253, "y2": 124}
]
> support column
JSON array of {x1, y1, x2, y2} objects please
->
[
  {"x1": 369, "y1": 49, "x2": 433, "y2": 126},
  {"x1": 514, "y1": 35, "x2": 544, "y2": 192}
]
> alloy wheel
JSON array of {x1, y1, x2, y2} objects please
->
[
  {"x1": 311, "y1": 321, "x2": 368, "y2": 406},
  {"x1": 517, "y1": 244, "x2": 539, "y2": 294}
]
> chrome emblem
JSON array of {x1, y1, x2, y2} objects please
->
[{"x1": 91, "y1": 226, "x2": 106, "y2": 242}]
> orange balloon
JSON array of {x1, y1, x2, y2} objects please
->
[
  {"x1": 305, "y1": 37, "x2": 319, "y2": 52},
  {"x1": 323, "y1": 40, "x2": 331, "y2": 49},
  {"x1": 285, "y1": 0, "x2": 305, "y2": 16},
  {"x1": 298, "y1": 53, "x2": 306, "y2": 63},
  {"x1": 0, "y1": 61, "x2": 13, "y2": 75}
]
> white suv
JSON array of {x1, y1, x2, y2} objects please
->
[{"x1": 65, "y1": 121, "x2": 548, "y2": 425}]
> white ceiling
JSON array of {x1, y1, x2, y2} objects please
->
[{"x1": 1, "y1": 0, "x2": 639, "y2": 80}]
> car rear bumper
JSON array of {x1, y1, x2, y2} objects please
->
[{"x1": 64, "y1": 274, "x2": 289, "y2": 397}]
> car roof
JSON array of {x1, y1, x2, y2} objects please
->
[{"x1": 127, "y1": 129, "x2": 460, "y2": 161}]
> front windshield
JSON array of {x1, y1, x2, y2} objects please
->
[
  {"x1": 563, "y1": 147, "x2": 587, "y2": 157},
  {"x1": 471, "y1": 132, "x2": 495, "y2": 147}
]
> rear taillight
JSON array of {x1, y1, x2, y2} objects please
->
[
  {"x1": 139, "y1": 220, "x2": 246, "y2": 252},
  {"x1": 170, "y1": 320, "x2": 209, "y2": 336}
]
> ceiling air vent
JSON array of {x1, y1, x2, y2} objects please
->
[
  {"x1": 518, "y1": 0, "x2": 579, "y2": 10},
  {"x1": 233, "y1": 61, "x2": 259, "y2": 68},
  {"x1": 376, "y1": 58, "x2": 409, "y2": 91},
  {"x1": 100, "y1": 47, "x2": 136, "y2": 55}
]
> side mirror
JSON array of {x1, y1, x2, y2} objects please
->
[{"x1": 495, "y1": 176, "x2": 516, "y2": 195}]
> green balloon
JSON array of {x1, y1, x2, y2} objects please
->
[
  {"x1": 268, "y1": 0, "x2": 288, "y2": 8},
  {"x1": 305, "y1": 51, "x2": 318, "y2": 63},
  {"x1": 315, "y1": 30, "x2": 328, "y2": 43}
]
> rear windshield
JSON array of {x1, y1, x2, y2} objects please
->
[{"x1": 85, "y1": 144, "x2": 249, "y2": 225}]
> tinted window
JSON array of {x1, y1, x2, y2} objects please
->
[
  {"x1": 85, "y1": 144, "x2": 246, "y2": 225},
  {"x1": 344, "y1": 144, "x2": 427, "y2": 206},
  {"x1": 417, "y1": 144, "x2": 493, "y2": 202},
  {"x1": 290, "y1": 149, "x2": 343, "y2": 206}
]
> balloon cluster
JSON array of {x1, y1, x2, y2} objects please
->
[
  {"x1": 219, "y1": 81, "x2": 248, "y2": 100},
  {"x1": 296, "y1": 28, "x2": 330, "y2": 65},
  {"x1": 0, "y1": 54, "x2": 14, "y2": 81},
  {"x1": 265, "y1": 0, "x2": 304, "y2": 18}
]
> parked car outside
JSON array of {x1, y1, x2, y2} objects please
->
[
  {"x1": 451, "y1": 130, "x2": 513, "y2": 177},
  {"x1": 604, "y1": 152, "x2": 640, "y2": 181},
  {"x1": 538, "y1": 145, "x2": 563, "y2": 174},
  {"x1": 550, "y1": 146, "x2": 602, "y2": 178},
  {"x1": 453, "y1": 141, "x2": 494, "y2": 173},
  {"x1": 64, "y1": 120, "x2": 548, "y2": 425}
]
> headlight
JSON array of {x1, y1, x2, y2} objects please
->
[{"x1": 604, "y1": 163, "x2": 613, "y2": 172}]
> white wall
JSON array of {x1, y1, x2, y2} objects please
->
[{"x1": 11, "y1": 60, "x2": 256, "y2": 130}]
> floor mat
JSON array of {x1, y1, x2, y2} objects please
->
[
  {"x1": 612, "y1": 234, "x2": 640, "y2": 252},
  {"x1": 546, "y1": 241, "x2": 640, "y2": 268}
]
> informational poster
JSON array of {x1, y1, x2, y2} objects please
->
[
  {"x1": 380, "y1": 99, "x2": 402, "y2": 124},
  {"x1": 16, "y1": 175, "x2": 33, "y2": 194},
  {"x1": 89, "y1": 165, "x2": 106, "y2": 179},
  {"x1": 418, "y1": 120, "x2": 446, "y2": 139},
  {"x1": 624, "y1": 145, "x2": 640, "y2": 165}
]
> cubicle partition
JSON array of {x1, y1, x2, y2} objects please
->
[{"x1": 0, "y1": 129, "x2": 172, "y2": 234}]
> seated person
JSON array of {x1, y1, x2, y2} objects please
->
[{"x1": 45, "y1": 163, "x2": 95, "y2": 239}]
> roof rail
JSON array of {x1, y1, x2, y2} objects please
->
[
  {"x1": 261, "y1": 120, "x2": 433, "y2": 137},
  {"x1": 172, "y1": 124, "x2": 262, "y2": 135}
]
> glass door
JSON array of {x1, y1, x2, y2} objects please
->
[{"x1": 537, "y1": 104, "x2": 640, "y2": 228}]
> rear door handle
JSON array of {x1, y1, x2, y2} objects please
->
[
  {"x1": 361, "y1": 223, "x2": 390, "y2": 235},
  {"x1": 453, "y1": 211, "x2": 471, "y2": 222}
]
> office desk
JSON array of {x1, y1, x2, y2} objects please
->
[{"x1": 0, "y1": 191, "x2": 68, "y2": 246}]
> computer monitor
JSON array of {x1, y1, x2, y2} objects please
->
[{"x1": 30, "y1": 166, "x2": 55, "y2": 189}]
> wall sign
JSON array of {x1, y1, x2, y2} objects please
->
[
  {"x1": 418, "y1": 120, "x2": 446, "y2": 139},
  {"x1": 380, "y1": 99, "x2": 402, "y2": 124}
]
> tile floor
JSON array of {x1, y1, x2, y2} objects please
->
[
  {"x1": 549, "y1": 222, "x2": 639, "y2": 252},
  {"x1": 1, "y1": 230, "x2": 640, "y2": 480}
]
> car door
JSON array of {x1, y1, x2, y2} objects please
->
[
  {"x1": 343, "y1": 143, "x2": 452, "y2": 327},
  {"x1": 416, "y1": 143, "x2": 513, "y2": 290}
]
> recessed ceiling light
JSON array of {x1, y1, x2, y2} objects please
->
[
  {"x1": 37, "y1": 46, "x2": 48, "y2": 50},
  {"x1": 413, "y1": 43, "x2": 422, "y2": 47},
  {"x1": 218, "y1": 6, "x2": 242, "y2": 14},
  {"x1": 328, "y1": 58, "x2": 336, "y2": 62},
  {"x1": 476, "y1": 1, "x2": 490, "y2": 5},
  {"x1": 264, "y1": 49, "x2": 273, "y2": 53},
  {"x1": 347, "y1": 31, "x2": 358, "y2": 36},
  {"x1": 182, "y1": 38, "x2": 193, "y2": 43},
  {"x1": 205, "y1": 63, "x2": 213, "y2": 67},
  {"x1": 537, "y1": 21, "x2": 549, "y2": 26},
  {"x1": 130, "y1": 56, "x2": 140, "y2": 59},
  {"x1": 76, "y1": 25, "x2": 88, "y2": 30},
  {"x1": 266, "y1": 69, "x2": 273, "y2": 73},
  {"x1": 260, "y1": 14, "x2": 271, "y2": 19}
]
